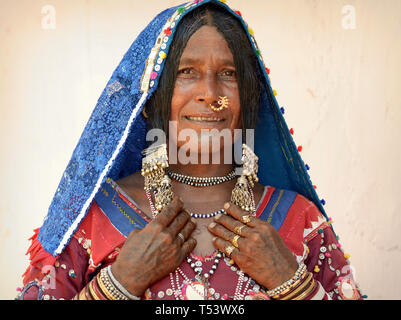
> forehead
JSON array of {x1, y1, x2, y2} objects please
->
[{"x1": 179, "y1": 25, "x2": 234, "y2": 64}]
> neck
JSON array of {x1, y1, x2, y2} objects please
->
[
  {"x1": 168, "y1": 162, "x2": 234, "y2": 177},
  {"x1": 167, "y1": 141, "x2": 236, "y2": 177}
]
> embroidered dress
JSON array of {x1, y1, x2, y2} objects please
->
[
  {"x1": 19, "y1": 179, "x2": 361, "y2": 300},
  {"x1": 17, "y1": 0, "x2": 364, "y2": 300}
]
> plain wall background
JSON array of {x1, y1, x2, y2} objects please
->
[{"x1": 1, "y1": 0, "x2": 400, "y2": 299}]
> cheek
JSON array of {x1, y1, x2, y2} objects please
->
[
  {"x1": 170, "y1": 92, "x2": 181, "y2": 122},
  {"x1": 170, "y1": 82, "x2": 190, "y2": 122},
  {"x1": 230, "y1": 92, "x2": 242, "y2": 129}
]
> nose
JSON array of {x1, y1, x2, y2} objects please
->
[{"x1": 195, "y1": 71, "x2": 219, "y2": 105}]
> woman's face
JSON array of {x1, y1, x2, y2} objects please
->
[{"x1": 169, "y1": 25, "x2": 242, "y2": 157}]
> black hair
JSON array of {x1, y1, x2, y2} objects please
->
[{"x1": 145, "y1": 3, "x2": 262, "y2": 134}]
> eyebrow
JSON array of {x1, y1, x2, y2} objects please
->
[{"x1": 179, "y1": 57, "x2": 235, "y2": 67}]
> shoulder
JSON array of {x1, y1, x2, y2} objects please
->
[
  {"x1": 257, "y1": 186, "x2": 327, "y2": 237},
  {"x1": 114, "y1": 171, "x2": 152, "y2": 218},
  {"x1": 271, "y1": 188, "x2": 328, "y2": 243}
]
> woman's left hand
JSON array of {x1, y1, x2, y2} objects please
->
[{"x1": 208, "y1": 202, "x2": 299, "y2": 290}]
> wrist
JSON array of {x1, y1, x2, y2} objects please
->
[
  {"x1": 108, "y1": 263, "x2": 149, "y2": 300},
  {"x1": 265, "y1": 262, "x2": 308, "y2": 299}
]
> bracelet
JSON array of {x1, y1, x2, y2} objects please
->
[
  {"x1": 280, "y1": 272, "x2": 314, "y2": 300},
  {"x1": 75, "y1": 283, "x2": 94, "y2": 300},
  {"x1": 267, "y1": 263, "x2": 307, "y2": 298},
  {"x1": 274, "y1": 271, "x2": 310, "y2": 300},
  {"x1": 88, "y1": 279, "x2": 102, "y2": 300},
  {"x1": 107, "y1": 265, "x2": 141, "y2": 300},
  {"x1": 293, "y1": 277, "x2": 317, "y2": 300},
  {"x1": 91, "y1": 277, "x2": 109, "y2": 300},
  {"x1": 97, "y1": 268, "x2": 129, "y2": 300}
]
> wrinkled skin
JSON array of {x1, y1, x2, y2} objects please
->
[
  {"x1": 208, "y1": 202, "x2": 298, "y2": 289},
  {"x1": 112, "y1": 197, "x2": 197, "y2": 295},
  {"x1": 112, "y1": 25, "x2": 298, "y2": 296}
]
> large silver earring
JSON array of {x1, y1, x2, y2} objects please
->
[
  {"x1": 231, "y1": 144, "x2": 259, "y2": 213},
  {"x1": 141, "y1": 143, "x2": 174, "y2": 215}
]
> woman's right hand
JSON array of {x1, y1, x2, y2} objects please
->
[{"x1": 110, "y1": 196, "x2": 197, "y2": 297}]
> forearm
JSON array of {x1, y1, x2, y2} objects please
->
[{"x1": 74, "y1": 265, "x2": 143, "y2": 300}]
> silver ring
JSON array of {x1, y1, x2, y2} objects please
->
[{"x1": 178, "y1": 232, "x2": 185, "y2": 243}]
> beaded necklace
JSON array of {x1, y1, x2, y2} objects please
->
[
  {"x1": 166, "y1": 169, "x2": 236, "y2": 187},
  {"x1": 145, "y1": 171, "x2": 256, "y2": 300}
]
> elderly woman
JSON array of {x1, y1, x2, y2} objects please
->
[{"x1": 18, "y1": 0, "x2": 363, "y2": 300}]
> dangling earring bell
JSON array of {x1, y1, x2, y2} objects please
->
[
  {"x1": 141, "y1": 143, "x2": 174, "y2": 215},
  {"x1": 231, "y1": 144, "x2": 259, "y2": 213}
]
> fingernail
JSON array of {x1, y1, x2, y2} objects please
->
[
  {"x1": 212, "y1": 237, "x2": 217, "y2": 242},
  {"x1": 224, "y1": 202, "x2": 230, "y2": 210},
  {"x1": 214, "y1": 213, "x2": 222, "y2": 221},
  {"x1": 209, "y1": 222, "x2": 216, "y2": 229},
  {"x1": 190, "y1": 217, "x2": 197, "y2": 224}
]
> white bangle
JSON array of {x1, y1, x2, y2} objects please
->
[{"x1": 107, "y1": 265, "x2": 141, "y2": 300}]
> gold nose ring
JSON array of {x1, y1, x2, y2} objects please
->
[{"x1": 210, "y1": 96, "x2": 229, "y2": 112}]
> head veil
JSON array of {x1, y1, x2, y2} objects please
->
[{"x1": 37, "y1": 0, "x2": 328, "y2": 258}]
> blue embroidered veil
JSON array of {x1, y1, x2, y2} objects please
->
[{"x1": 37, "y1": 0, "x2": 328, "y2": 257}]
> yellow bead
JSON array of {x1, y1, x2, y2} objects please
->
[
  {"x1": 314, "y1": 265, "x2": 320, "y2": 273},
  {"x1": 344, "y1": 253, "x2": 350, "y2": 259},
  {"x1": 159, "y1": 51, "x2": 167, "y2": 59},
  {"x1": 273, "y1": 89, "x2": 278, "y2": 96},
  {"x1": 248, "y1": 27, "x2": 254, "y2": 36}
]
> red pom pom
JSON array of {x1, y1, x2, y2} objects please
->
[
  {"x1": 164, "y1": 27, "x2": 172, "y2": 36},
  {"x1": 265, "y1": 67, "x2": 270, "y2": 75},
  {"x1": 297, "y1": 146, "x2": 303, "y2": 152},
  {"x1": 290, "y1": 128, "x2": 294, "y2": 135},
  {"x1": 235, "y1": 10, "x2": 242, "y2": 17},
  {"x1": 313, "y1": 185, "x2": 317, "y2": 189}
]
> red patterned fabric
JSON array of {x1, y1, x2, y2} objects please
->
[{"x1": 18, "y1": 186, "x2": 363, "y2": 300}]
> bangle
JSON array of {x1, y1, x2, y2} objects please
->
[
  {"x1": 267, "y1": 263, "x2": 307, "y2": 298},
  {"x1": 274, "y1": 271, "x2": 310, "y2": 300},
  {"x1": 107, "y1": 265, "x2": 141, "y2": 300},
  {"x1": 97, "y1": 269, "x2": 127, "y2": 300},
  {"x1": 88, "y1": 279, "x2": 102, "y2": 300},
  {"x1": 280, "y1": 272, "x2": 314, "y2": 300},
  {"x1": 293, "y1": 277, "x2": 317, "y2": 300},
  {"x1": 91, "y1": 277, "x2": 109, "y2": 300}
]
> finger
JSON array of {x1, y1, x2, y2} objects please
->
[
  {"x1": 208, "y1": 222, "x2": 243, "y2": 248},
  {"x1": 181, "y1": 237, "x2": 197, "y2": 257},
  {"x1": 212, "y1": 236, "x2": 239, "y2": 260},
  {"x1": 213, "y1": 214, "x2": 252, "y2": 238},
  {"x1": 153, "y1": 196, "x2": 184, "y2": 227},
  {"x1": 223, "y1": 202, "x2": 257, "y2": 227},
  {"x1": 166, "y1": 209, "x2": 191, "y2": 237},
  {"x1": 174, "y1": 218, "x2": 197, "y2": 245}
]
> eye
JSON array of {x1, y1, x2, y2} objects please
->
[
  {"x1": 178, "y1": 68, "x2": 193, "y2": 75},
  {"x1": 220, "y1": 69, "x2": 237, "y2": 79}
]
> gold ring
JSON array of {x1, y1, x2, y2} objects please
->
[
  {"x1": 225, "y1": 245, "x2": 235, "y2": 257},
  {"x1": 241, "y1": 215, "x2": 252, "y2": 224},
  {"x1": 234, "y1": 224, "x2": 246, "y2": 236},
  {"x1": 232, "y1": 235, "x2": 240, "y2": 248}
]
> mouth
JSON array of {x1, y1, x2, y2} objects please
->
[{"x1": 184, "y1": 116, "x2": 226, "y2": 123}]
